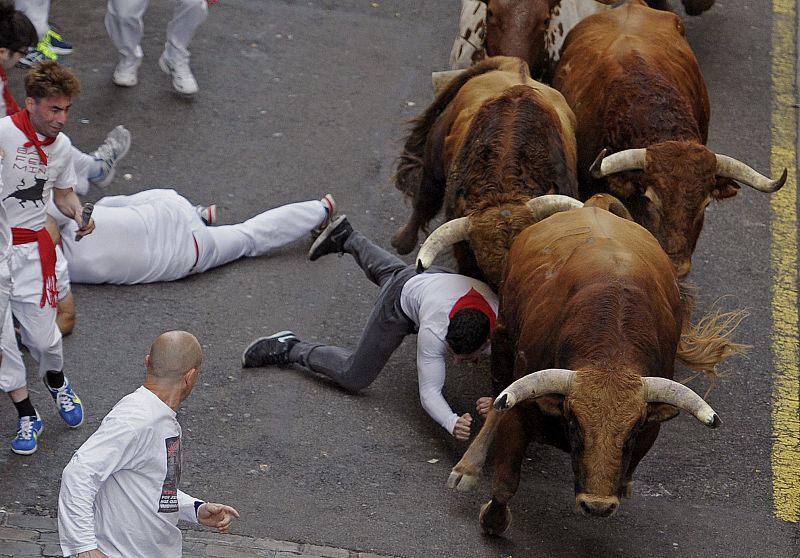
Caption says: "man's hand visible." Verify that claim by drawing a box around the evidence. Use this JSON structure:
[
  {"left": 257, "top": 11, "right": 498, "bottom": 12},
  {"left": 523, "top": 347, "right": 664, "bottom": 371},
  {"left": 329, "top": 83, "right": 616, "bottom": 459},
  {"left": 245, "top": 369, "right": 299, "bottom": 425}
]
[
  {"left": 77, "top": 550, "right": 108, "bottom": 558},
  {"left": 453, "top": 412, "right": 473, "bottom": 441},
  {"left": 475, "top": 396, "right": 494, "bottom": 418},
  {"left": 198, "top": 502, "right": 240, "bottom": 534}
]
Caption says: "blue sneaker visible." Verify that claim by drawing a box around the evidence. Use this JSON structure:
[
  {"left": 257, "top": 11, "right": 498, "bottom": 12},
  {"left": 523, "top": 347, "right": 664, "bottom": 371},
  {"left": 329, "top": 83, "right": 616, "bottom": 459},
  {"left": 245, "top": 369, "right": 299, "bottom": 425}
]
[
  {"left": 44, "top": 376, "right": 84, "bottom": 428},
  {"left": 45, "top": 29, "right": 73, "bottom": 56},
  {"left": 11, "top": 413, "right": 43, "bottom": 455}
]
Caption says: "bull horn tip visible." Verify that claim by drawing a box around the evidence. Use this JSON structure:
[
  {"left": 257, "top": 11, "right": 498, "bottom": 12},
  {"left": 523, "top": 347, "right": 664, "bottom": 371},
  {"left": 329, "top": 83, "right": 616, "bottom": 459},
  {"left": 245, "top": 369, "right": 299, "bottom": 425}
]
[
  {"left": 589, "top": 148, "right": 609, "bottom": 179},
  {"left": 494, "top": 393, "right": 509, "bottom": 411},
  {"left": 775, "top": 167, "right": 788, "bottom": 191},
  {"left": 416, "top": 259, "right": 426, "bottom": 274},
  {"left": 709, "top": 414, "right": 721, "bottom": 429}
]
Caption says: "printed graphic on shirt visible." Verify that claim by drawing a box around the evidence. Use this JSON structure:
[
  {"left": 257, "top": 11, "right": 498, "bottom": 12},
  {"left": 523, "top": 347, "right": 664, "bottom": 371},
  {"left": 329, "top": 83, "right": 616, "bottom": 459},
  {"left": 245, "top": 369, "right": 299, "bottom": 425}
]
[
  {"left": 3, "top": 176, "right": 47, "bottom": 207},
  {"left": 158, "top": 435, "right": 183, "bottom": 513}
]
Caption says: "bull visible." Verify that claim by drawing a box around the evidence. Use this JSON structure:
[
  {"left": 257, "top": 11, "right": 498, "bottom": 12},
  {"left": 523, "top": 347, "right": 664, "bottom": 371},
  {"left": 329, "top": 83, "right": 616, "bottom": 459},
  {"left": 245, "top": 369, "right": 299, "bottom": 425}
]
[
  {"left": 552, "top": 0, "right": 786, "bottom": 278},
  {"left": 441, "top": 195, "right": 747, "bottom": 534},
  {"left": 392, "top": 56, "right": 579, "bottom": 288}
]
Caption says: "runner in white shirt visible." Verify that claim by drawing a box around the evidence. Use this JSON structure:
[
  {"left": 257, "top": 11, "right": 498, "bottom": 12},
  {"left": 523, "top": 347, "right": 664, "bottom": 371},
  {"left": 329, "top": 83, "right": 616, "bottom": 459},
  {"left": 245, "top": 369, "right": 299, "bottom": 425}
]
[
  {"left": 242, "top": 216, "right": 498, "bottom": 441},
  {"left": 58, "top": 330, "right": 239, "bottom": 558},
  {"left": 40, "top": 188, "right": 335, "bottom": 335},
  {"left": 0, "top": 60, "right": 94, "bottom": 455},
  {"left": 47, "top": 188, "right": 335, "bottom": 285}
]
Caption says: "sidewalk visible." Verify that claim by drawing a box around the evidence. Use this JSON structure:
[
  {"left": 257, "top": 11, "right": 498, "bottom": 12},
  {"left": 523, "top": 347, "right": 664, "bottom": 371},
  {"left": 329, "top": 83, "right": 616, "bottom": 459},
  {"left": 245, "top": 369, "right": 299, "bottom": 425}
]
[{"left": 0, "top": 510, "right": 398, "bottom": 558}]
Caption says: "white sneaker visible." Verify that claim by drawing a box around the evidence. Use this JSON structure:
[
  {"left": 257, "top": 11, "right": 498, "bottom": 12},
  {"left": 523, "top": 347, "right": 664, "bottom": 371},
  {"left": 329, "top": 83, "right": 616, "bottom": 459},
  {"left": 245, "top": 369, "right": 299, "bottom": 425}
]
[
  {"left": 159, "top": 53, "right": 199, "bottom": 95},
  {"left": 90, "top": 125, "right": 132, "bottom": 189},
  {"left": 112, "top": 58, "right": 140, "bottom": 87}
]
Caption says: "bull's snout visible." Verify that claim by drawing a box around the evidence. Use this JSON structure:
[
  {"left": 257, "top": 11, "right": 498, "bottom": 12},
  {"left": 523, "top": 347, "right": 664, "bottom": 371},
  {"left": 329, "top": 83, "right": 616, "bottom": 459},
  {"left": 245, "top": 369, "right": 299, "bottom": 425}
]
[{"left": 576, "top": 494, "right": 620, "bottom": 518}]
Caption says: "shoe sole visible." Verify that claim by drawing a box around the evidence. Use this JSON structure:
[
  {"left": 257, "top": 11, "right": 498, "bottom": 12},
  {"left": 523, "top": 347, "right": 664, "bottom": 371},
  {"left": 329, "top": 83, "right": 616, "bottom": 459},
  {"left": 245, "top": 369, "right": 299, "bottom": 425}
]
[
  {"left": 92, "top": 128, "right": 132, "bottom": 189},
  {"left": 48, "top": 47, "right": 72, "bottom": 55},
  {"left": 11, "top": 424, "right": 43, "bottom": 456},
  {"left": 241, "top": 330, "right": 295, "bottom": 367},
  {"left": 308, "top": 215, "right": 347, "bottom": 261}
]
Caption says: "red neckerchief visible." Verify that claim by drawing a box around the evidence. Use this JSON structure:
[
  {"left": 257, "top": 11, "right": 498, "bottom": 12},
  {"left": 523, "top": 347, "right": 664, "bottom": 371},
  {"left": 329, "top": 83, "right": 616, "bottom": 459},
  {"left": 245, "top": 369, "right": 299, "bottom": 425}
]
[
  {"left": 449, "top": 287, "right": 496, "bottom": 335},
  {"left": 0, "top": 67, "right": 20, "bottom": 116},
  {"left": 11, "top": 109, "right": 56, "bottom": 165},
  {"left": 11, "top": 227, "right": 58, "bottom": 308}
]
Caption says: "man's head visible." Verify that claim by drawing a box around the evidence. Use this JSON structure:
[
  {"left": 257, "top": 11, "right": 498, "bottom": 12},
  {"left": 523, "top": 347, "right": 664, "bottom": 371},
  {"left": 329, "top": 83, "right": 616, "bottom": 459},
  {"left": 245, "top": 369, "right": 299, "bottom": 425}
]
[
  {"left": 446, "top": 308, "right": 491, "bottom": 362},
  {"left": 145, "top": 331, "right": 204, "bottom": 402},
  {"left": 24, "top": 61, "right": 80, "bottom": 138},
  {"left": 0, "top": 1, "right": 37, "bottom": 70}
]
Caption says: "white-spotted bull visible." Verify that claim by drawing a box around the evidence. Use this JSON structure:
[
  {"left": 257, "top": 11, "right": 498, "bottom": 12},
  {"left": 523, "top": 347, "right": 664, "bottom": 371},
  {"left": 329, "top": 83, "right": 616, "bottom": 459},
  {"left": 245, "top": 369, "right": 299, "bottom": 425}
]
[
  {"left": 443, "top": 195, "right": 747, "bottom": 534},
  {"left": 449, "top": 0, "right": 615, "bottom": 78},
  {"left": 552, "top": 0, "right": 786, "bottom": 278},
  {"left": 449, "top": 1, "right": 715, "bottom": 77},
  {"left": 393, "top": 56, "right": 579, "bottom": 288}
]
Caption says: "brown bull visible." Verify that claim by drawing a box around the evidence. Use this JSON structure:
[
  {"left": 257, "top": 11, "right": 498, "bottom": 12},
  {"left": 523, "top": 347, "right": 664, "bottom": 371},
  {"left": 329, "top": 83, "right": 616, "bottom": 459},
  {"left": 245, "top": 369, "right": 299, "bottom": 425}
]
[
  {"left": 443, "top": 195, "right": 747, "bottom": 534},
  {"left": 393, "top": 56, "right": 579, "bottom": 288},
  {"left": 552, "top": 0, "right": 785, "bottom": 278}
]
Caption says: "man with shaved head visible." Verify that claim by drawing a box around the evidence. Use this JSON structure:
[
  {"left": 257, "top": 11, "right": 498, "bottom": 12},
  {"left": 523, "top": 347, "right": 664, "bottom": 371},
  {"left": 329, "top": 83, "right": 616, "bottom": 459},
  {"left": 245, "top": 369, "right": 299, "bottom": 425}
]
[{"left": 57, "top": 331, "right": 239, "bottom": 558}]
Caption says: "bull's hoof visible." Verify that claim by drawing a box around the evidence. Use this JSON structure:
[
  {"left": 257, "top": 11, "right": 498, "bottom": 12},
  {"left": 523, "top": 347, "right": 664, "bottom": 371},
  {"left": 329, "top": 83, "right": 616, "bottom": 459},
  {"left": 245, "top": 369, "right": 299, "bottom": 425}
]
[
  {"left": 479, "top": 499, "right": 512, "bottom": 536},
  {"left": 390, "top": 227, "right": 418, "bottom": 255},
  {"left": 447, "top": 469, "right": 479, "bottom": 492}
]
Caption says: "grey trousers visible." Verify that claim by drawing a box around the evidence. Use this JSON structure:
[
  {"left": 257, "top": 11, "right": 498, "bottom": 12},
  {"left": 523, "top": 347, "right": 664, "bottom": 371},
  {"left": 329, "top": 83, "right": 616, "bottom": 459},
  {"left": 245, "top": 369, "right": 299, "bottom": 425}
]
[{"left": 289, "top": 231, "right": 421, "bottom": 391}]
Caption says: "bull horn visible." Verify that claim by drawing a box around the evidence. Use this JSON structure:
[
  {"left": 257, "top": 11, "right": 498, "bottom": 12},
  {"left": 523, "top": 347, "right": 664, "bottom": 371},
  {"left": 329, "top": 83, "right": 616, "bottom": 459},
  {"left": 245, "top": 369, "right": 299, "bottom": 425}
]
[
  {"left": 715, "top": 154, "right": 788, "bottom": 193},
  {"left": 641, "top": 377, "right": 721, "bottom": 428},
  {"left": 416, "top": 217, "right": 470, "bottom": 273},
  {"left": 590, "top": 148, "right": 647, "bottom": 179},
  {"left": 525, "top": 194, "right": 584, "bottom": 223},
  {"left": 494, "top": 368, "right": 576, "bottom": 412},
  {"left": 432, "top": 69, "right": 466, "bottom": 96}
]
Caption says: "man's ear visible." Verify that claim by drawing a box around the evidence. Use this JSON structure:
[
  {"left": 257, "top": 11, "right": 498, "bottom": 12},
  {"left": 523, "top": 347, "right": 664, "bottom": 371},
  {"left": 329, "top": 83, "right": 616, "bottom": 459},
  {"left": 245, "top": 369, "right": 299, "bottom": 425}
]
[
  {"left": 144, "top": 354, "right": 151, "bottom": 368},
  {"left": 24, "top": 96, "right": 36, "bottom": 112}
]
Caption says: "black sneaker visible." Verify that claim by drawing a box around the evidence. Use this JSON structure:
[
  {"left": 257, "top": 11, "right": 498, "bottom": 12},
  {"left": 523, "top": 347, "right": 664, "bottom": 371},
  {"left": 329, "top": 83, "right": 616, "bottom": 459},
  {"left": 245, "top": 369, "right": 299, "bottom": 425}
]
[
  {"left": 242, "top": 331, "right": 300, "bottom": 367},
  {"left": 308, "top": 215, "right": 353, "bottom": 261}
]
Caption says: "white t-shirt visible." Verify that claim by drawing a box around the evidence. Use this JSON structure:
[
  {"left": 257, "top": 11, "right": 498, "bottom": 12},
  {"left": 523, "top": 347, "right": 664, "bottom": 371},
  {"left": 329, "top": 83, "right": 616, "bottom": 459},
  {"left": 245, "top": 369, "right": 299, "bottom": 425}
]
[
  {"left": 48, "top": 189, "right": 199, "bottom": 284},
  {"left": 0, "top": 115, "right": 76, "bottom": 231},
  {"left": 400, "top": 273, "right": 498, "bottom": 435},
  {"left": 58, "top": 386, "right": 201, "bottom": 558}
]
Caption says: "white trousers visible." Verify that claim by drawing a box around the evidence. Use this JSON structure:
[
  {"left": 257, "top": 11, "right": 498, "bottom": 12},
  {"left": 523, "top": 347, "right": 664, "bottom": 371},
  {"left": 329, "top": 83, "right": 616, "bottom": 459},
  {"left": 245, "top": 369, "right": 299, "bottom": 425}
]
[
  {"left": 0, "top": 245, "right": 63, "bottom": 393},
  {"left": 105, "top": 0, "right": 208, "bottom": 65},
  {"left": 0, "top": 257, "right": 11, "bottom": 362},
  {"left": 16, "top": 0, "right": 51, "bottom": 40},
  {"left": 193, "top": 199, "right": 328, "bottom": 273}
]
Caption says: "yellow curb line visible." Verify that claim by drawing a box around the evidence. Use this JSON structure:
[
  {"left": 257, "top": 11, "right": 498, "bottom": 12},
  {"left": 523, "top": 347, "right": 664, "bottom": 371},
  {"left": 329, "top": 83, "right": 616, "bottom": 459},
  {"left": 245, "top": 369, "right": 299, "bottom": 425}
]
[{"left": 771, "top": 0, "right": 799, "bottom": 524}]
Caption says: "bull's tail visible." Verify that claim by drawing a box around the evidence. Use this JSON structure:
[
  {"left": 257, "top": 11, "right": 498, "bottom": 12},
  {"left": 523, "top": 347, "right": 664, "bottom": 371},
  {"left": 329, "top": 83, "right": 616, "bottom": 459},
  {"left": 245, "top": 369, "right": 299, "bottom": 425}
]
[
  {"left": 677, "top": 305, "right": 750, "bottom": 380},
  {"left": 393, "top": 57, "right": 532, "bottom": 198}
]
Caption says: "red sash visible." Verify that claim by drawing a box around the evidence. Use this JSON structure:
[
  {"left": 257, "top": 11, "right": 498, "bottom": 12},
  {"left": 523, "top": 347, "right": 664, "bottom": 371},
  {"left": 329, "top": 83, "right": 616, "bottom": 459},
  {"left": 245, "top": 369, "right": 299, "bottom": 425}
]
[
  {"left": 10, "top": 109, "right": 56, "bottom": 165},
  {"left": 12, "top": 227, "right": 58, "bottom": 308}
]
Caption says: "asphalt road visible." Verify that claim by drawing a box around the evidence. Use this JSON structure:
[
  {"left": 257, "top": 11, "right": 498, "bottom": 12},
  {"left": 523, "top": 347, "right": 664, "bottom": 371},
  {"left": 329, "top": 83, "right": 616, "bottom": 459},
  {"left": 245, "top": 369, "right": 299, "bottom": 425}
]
[{"left": 0, "top": 1, "right": 798, "bottom": 557}]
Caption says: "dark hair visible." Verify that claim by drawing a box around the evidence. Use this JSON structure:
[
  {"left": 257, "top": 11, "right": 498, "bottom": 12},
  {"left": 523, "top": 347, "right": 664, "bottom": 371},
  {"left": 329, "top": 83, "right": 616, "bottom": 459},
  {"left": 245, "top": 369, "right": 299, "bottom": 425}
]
[
  {"left": 25, "top": 60, "right": 80, "bottom": 99},
  {"left": 446, "top": 308, "right": 490, "bottom": 355},
  {"left": 0, "top": 1, "right": 37, "bottom": 54}
]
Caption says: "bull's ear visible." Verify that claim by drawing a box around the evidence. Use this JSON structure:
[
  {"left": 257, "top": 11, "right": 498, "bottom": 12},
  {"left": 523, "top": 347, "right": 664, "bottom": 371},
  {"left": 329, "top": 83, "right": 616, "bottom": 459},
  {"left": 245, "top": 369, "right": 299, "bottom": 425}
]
[
  {"left": 535, "top": 395, "right": 564, "bottom": 417},
  {"left": 712, "top": 177, "right": 740, "bottom": 200},
  {"left": 645, "top": 402, "right": 680, "bottom": 424}
]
